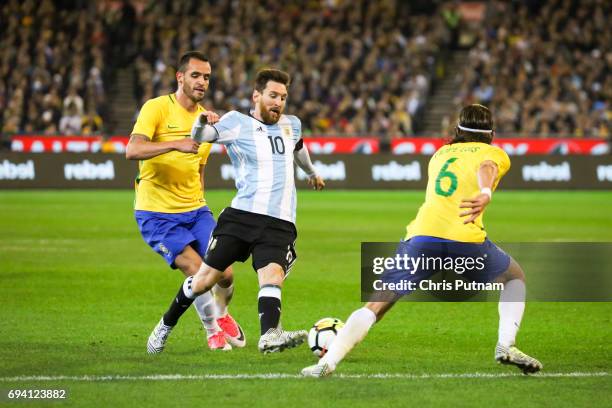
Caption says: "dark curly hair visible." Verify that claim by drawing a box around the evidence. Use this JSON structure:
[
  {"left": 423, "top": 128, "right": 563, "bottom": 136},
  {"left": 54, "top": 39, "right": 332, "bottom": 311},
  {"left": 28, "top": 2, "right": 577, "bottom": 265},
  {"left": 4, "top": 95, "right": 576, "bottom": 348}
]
[
  {"left": 450, "top": 104, "right": 495, "bottom": 144},
  {"left": 254, "top": 69, "right": 291, "bottom": 92}
]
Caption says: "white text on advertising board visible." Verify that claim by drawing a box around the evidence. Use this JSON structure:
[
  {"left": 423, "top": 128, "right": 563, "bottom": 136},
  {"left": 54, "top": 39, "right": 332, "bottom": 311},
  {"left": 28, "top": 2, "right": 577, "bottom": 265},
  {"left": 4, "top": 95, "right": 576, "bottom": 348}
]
[
  {"left": 522, "top": 162, "right": 571, "bottom": 181},
  {"left": 372, "top": 161, "right": 421, "bottom": 181},
  {"left": 64, "top": 160, "right": 115, "bottom": 180},
  {"left": 597, "top": 165, "right": 612, "bottom": 181},
  {"left": 0, "top": 160, "right": 35, "bottom": 180},
  {"left": 297, "top": 161, "right": 346, "bottom": 181}
]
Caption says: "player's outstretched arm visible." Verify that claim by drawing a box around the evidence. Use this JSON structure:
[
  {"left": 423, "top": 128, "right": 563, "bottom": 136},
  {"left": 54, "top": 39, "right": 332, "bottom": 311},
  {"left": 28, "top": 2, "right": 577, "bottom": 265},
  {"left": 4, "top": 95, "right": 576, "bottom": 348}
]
[
  {"left": 459, "top": 160, "right": 498, "bottom": 224},
  {"left": 294, "top": 143, "right": 325, "bottom": 190},
  {"left": 125, "top": 134, "right": 200, "bottom": 160}
]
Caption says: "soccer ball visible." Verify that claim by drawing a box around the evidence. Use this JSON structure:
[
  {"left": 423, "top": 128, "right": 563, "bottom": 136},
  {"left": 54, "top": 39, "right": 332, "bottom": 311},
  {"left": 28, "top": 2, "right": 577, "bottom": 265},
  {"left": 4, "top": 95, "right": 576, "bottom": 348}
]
[{"left": 307, "top": 317, "right": 344, "bottom": 358}]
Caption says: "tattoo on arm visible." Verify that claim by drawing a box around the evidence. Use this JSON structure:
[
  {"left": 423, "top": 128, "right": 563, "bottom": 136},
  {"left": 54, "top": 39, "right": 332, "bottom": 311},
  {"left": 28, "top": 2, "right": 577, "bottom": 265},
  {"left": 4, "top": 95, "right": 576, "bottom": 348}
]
[{"left": 129, "top": 134, "right": 150, "bottom": 143}]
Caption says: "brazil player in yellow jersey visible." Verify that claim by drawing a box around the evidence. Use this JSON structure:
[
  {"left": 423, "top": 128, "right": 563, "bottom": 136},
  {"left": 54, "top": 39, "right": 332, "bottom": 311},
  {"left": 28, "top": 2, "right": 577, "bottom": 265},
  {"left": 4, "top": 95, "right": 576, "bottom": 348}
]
[
  {"left": 302, "top": 104, "right": 542, "bottom": 377},
  {"left": 126, "top": 51, "right": 244, "bottom": 352}
]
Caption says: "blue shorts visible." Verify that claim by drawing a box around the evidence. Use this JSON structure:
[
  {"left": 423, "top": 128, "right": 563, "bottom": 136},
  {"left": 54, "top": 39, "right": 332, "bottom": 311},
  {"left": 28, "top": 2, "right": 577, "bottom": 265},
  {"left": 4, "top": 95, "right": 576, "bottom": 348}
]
[
  {"left": 135, "top": 207, "right": 216, "bottom": 269},
  {"left": 382, "top": 235, "right": 511, "bottom": 296}
]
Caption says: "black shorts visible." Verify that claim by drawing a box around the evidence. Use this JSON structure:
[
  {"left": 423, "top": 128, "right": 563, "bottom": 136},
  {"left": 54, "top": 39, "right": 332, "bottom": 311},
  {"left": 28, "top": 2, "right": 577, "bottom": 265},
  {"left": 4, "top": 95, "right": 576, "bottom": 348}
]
[{"left": 204, "top": 207, "right": 297, "bottom": 273}]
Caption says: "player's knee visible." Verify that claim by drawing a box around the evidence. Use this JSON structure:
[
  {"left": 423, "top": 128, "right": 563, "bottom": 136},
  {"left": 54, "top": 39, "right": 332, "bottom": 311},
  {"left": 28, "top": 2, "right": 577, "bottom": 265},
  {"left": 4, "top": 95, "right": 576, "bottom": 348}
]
[
  {"left": 257, "top": 263, "right": 284, "bottom": 287},
  {"left": 174, "top": 250, "right": 203, "bottom": 277},
  {"left": 498, "top": 257, "right": 525, "bottom": 283},
  {"left": 178, "top": 262, "right": 199, "bottom": 277},
  {"left": 219, "top": 265, "right": 234, "bottom": 284}
]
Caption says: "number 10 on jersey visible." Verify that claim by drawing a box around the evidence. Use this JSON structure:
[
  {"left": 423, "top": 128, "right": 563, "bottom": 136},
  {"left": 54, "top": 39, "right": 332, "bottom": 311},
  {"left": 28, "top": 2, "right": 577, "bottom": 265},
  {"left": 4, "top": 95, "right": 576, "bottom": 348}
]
[{"left": 268, "top": 136, "right": 286, "bottom": 154}]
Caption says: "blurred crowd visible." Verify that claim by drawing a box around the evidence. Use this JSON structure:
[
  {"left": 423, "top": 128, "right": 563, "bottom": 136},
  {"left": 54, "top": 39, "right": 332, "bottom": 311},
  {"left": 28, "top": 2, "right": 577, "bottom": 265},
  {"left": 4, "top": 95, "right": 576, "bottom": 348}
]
[
  {"left": 455, "top": 0, "right": 610, "bottom": 138},
  {"left": 0, "top": 0, "right": 109, "bottom": 136},
  {"left": 0, "top": 0, "right": 609, "bottom": 138},
  {"left": 131, "top": 0, "right": 445, "bottom": 136}
]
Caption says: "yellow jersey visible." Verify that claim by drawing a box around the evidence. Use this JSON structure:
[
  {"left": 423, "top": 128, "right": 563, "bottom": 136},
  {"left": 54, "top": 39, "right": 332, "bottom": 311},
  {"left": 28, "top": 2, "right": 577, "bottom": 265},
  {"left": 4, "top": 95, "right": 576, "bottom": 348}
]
[
  {"left": 405, "top": 142, "right": 511, "bottom": 243},
  {"left": 131, "top": 94, "right": 212, "bottom": 213}
]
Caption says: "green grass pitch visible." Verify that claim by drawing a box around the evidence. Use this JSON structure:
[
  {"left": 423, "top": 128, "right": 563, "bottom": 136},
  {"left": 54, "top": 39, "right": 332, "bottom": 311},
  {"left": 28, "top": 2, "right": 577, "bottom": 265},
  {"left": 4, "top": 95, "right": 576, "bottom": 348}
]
[{"left": 0, "top": 190, "right": 610, "bottom": 407}]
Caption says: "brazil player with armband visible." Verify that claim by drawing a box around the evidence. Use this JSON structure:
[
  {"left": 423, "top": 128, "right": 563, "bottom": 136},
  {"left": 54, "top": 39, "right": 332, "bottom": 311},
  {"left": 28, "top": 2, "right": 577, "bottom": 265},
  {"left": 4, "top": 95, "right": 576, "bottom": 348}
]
[
  {"left": 302, "top": 104, "right": 542, "bottom": 377},
  {"left": 126, "top": 51, "right": 245, "bottom": 353},
  {"left": 148, "top": 68, "right": 325, "bottom": 354}
]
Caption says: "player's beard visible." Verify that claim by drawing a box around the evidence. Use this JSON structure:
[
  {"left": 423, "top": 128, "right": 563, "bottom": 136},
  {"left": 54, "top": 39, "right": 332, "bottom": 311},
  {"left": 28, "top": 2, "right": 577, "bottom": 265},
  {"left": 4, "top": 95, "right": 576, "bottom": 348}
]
[
  {"left": 185, "top": 82, "right": 206, "bottom": 103},
  {"left": 260, "top": 103, "right": 282, "bottom": 124}
]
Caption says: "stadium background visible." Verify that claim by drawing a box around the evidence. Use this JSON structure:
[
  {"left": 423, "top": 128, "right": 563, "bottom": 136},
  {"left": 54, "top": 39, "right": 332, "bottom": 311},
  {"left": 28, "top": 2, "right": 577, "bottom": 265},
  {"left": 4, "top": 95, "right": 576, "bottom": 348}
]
[{"left": 0, "top": 0, "right": 610, "bottom": 406}]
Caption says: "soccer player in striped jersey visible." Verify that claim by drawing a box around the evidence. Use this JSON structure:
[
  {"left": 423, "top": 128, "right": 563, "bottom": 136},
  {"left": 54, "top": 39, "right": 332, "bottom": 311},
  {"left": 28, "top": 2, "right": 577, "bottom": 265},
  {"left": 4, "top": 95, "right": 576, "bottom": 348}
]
[
  {"left": 302, "top": 104, "right": 542, "bottom": 377},
  {"left": 149, "top": 68, "right": 325, "bottom": 354},
  {"left": 127, "top": 51, "right": 244, "bottom": 353}
]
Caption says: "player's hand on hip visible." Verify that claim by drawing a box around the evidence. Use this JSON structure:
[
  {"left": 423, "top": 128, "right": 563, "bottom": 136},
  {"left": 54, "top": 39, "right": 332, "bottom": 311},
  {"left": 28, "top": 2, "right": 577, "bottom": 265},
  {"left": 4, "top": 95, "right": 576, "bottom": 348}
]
[
  {"left": 201, "top": 110, "right": 220, "bottom": 124},
  {"left": 174, "top": 137, "right": 201, "bottom": 154},
  {"left": 308, "top": 175, "right": 325, "bottom": 190},
  {"left": 459, "top": 193, "right": 491, "bottom": 224}
]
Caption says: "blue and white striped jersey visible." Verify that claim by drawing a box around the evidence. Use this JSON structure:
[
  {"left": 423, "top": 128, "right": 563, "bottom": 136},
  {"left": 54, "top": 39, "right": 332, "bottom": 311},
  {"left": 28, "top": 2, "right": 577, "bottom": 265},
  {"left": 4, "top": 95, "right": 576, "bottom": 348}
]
[{"left": 212, "top": 111, "right": 302, "bottom": 223}]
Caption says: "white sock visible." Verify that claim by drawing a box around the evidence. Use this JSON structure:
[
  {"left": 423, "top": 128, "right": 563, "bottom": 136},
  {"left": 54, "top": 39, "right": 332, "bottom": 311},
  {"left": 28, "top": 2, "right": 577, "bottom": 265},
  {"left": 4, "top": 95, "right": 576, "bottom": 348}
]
[
  {"left": 320, "top": 307, "right": 376, "bottom": 370},
  {"left": 193, "top": 291, "right": 220, "bottom": 336},
  {"left": 212, "top": 283, "right": 234, "bottom": 317},
  {"left": 182, "top": 276, "right": 196, "bottom": 299},
  {"left": 498, "top": 279, "right": 526, "bottom": 347}
]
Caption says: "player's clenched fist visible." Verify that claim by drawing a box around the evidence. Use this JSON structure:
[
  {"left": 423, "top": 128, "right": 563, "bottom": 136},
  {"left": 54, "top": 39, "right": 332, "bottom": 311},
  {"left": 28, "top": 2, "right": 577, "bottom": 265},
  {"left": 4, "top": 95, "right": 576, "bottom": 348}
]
[{"left": 201, "top": 110, "right": 220, "bottom": 124}]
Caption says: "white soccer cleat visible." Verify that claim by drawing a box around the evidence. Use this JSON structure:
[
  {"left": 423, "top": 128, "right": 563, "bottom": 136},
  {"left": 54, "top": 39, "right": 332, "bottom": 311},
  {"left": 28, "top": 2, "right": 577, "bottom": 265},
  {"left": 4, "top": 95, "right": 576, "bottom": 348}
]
[
  {"left": 257, "top": 328, "right": 308, "bottom": 354},
  {"left": 301, "top": 362, "right": 333, "bottom": 378},
  {"left": 495, "top": 343, "right": 543, "bottom": 374},
  {"left": 147, "top": 318, "right": 173, "bottom": 354}
]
